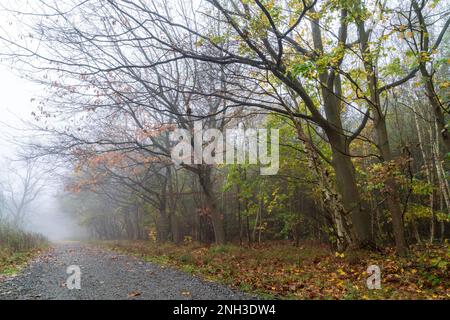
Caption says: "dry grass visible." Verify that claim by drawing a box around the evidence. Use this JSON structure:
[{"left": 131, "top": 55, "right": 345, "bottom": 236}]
[{"left": 0, "top": 224, "right": 48, "bottom": 277}]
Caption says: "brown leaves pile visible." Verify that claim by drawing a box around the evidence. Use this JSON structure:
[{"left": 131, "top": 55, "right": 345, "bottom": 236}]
[{"left": 104, "top": 241, "right": 450, "bottom": 300}]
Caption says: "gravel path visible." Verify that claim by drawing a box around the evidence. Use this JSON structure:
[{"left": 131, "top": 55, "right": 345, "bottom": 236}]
[{"left": 0, "top": 242, "right": 252, "bottom": 300}]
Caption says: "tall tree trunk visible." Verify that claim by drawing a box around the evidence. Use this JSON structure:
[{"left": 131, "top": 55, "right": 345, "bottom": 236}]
[
  {"left": 432, "top": 124, "right": 450, "bottom": 211},
  {"left": 328, "top": 132, "right": 371, "bottom": 247},
  {"left": 439, "top": 194, "right": 445, "bottom": 243},
  {"left": 294, "top": 119, "right": 360, "bottom": 248},
  {"left": 424, "top": 75, "right": 450, "bottom": 153},
  {"left": 413, "top": 104, "right": 436, "bottom": 244},
  {"left": 198, "top": 166, "right": 226, "bottom": 245},
  {"left": 246, "top": 215, "right": 251, "bottom": 244},
  {"left": 157, "top": 184, "right": 170, "bottom": 242},
  {"left": 157, "top": 207, "right": 170, "bottom": 242},
  {"left": 373, "top": 98, "right": 408, "bottom": 256},
  {"left": 358, "top": 19, "right": 407, "bottom": 256},
  {"left": 171, "top": 214, "right": 181, "bottom": 244},
  {"left": 252, "top": 203, "right": 259, "bottom": 244},
  {"left": 412, "top": 219, "right": 422, "bottom": 244},
  {"left": 258, "top": 196, "right": 263, "bottom": 244},
  {"left": 166, "top": 167, "right": 181, "bottom": 244},
  {"left": 237, "top": 183, "right": 243, "bottom": 246},
  {"left": 308, "top": 9, "right": 371, "bottom": 249},
  {"left": 412, "top": 0, "right": 450, "bottom": 153},
  {"left": 124, "top": 211, "right": 134, "bottom": 239}
]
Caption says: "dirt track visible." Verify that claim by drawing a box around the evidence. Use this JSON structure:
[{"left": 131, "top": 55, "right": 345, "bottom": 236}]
[{"left": 0, "top": 242, "right": 251, "bottom": 300}]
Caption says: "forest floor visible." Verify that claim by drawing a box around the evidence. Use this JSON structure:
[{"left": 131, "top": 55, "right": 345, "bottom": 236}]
[
  {"left": 99, "top": 240, "right": 450, "bottom": 300},
  {"left": 0, "top": 242, "right": 251, "bottom": 300},
  {"left": 0, "top": 241, "right": 448, "bottom": 300},
  {"left": 0, "top": 247, "right": 46, "bottom": 279}
]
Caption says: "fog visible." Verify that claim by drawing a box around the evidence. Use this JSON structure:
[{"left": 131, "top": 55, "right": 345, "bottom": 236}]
[
  {"left": 26, "top": 194, "right": 88, "bottom": 241},
  {"left": 0, "top": 64, "right": 87, "bottom": 241}
]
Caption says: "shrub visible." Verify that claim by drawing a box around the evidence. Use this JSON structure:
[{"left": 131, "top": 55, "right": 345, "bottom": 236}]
[{"left": 0, "top": 223, "right": 47, "bottom": 253}]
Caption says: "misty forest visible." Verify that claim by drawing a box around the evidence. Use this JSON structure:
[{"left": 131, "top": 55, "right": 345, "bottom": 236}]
[{"left": 0, "top": 0, "right": 449, "bottom": 300}]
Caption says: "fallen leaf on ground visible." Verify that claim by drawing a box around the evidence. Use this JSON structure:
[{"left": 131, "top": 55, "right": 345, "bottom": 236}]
[{"left": 127, "top": 291, "right": 141, "bottom": 298}]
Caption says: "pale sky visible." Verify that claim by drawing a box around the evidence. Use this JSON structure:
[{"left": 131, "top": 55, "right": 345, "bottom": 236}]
[
  {"left": 0, "top": 65, "right": 37, "bottom": 152},
  {"left": 0, "top": 42, "right": 86, "bottom": 240}
]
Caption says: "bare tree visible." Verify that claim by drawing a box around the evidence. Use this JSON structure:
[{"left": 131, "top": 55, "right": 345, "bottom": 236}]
[{"left": 2, "top": 159, "right": 45, "bottom": 227}]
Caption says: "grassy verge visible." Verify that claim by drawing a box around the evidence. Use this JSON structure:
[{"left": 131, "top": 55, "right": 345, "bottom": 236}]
[
  {"left": 0, "top": 248, "right": 46, "bottom": 277},
  {"left": 98, "top": 240, "right": 450, "bottom": 300},
  {"left": 0, "top": 224, "right": 48, "bottom": 277}
]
